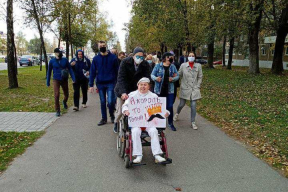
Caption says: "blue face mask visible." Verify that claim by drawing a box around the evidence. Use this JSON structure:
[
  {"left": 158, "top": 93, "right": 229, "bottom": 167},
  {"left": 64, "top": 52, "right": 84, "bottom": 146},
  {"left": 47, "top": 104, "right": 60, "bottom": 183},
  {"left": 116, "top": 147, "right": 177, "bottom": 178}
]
[{"left": 147, "top": 60, "right": 152, "bottom": 64}]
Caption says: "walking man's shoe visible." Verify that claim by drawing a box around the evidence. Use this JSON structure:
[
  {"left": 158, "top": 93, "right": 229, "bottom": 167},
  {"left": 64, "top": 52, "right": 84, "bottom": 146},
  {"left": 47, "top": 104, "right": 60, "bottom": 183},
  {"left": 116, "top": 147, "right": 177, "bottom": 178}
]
[
  {"left": 63, "top": 100, "right": 68, "bottom": 109},
  {"left": 56, "top": 110, "right": 61, "bottom": 117},
  {"left": 98, "top": 119, "right": 107, "bottom": 126},
  {"left": 73, "top": 106, "right": 79, "bottom": 111},
  {"left": 168, "top": 124, "right": 177, "bottom": 131},
  {"left": 191, "top": 122, "right": 198, "bottom": 130},
  {"left": 82, "top": 104, "right": 87, "bottom": 108},
  {"left": 113, "top": 123, "right": 118, "bottom": 133},
  {"left": 111, "top": 115, "right": 115, "bottom": 123}
]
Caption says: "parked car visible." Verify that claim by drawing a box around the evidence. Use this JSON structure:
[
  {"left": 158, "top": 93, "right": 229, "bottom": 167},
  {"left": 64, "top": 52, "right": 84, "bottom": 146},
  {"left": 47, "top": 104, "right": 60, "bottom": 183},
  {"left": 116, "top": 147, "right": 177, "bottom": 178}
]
[
  {"left": 19, "top": 55, "right": 35, "bottom": 66},
  {"left": 213, "top": 60, "right": 222, "bottom": 65},
  {"left": 196, "top": 58, "right": 207, "bottom": 64}
]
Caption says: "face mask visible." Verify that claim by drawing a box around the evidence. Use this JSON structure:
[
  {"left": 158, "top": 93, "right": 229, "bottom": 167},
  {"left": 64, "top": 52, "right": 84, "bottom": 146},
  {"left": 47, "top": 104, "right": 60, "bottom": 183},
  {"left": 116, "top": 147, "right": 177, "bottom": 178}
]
[
  {"left": 169, "top": 58, "right": 173, "bottom": 63},
  {"left": 188, "top": 57, "right": 195, "bottom": 62},
  {"left": 134, "top": 57, "right": 143, "bottom": 64},
  {"left": 147, "top": 60, "right": 152, "bottom": 64},
  {"left": 100, "top": 47, "right": 107, "bottom": 53}
]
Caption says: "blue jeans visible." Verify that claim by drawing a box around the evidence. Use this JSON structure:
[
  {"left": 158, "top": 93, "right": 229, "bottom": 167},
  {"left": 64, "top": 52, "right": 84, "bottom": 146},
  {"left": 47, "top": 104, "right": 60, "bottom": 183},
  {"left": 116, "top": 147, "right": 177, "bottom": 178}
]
[
  {"left": 158, "top": 93, "right": 174, "bottom": 125},
  {"left": 97, "top": 83, "right": 116, "bottom": 120},
  {"left": 166, "top": 94, "right": 174, "bottom": 125}
]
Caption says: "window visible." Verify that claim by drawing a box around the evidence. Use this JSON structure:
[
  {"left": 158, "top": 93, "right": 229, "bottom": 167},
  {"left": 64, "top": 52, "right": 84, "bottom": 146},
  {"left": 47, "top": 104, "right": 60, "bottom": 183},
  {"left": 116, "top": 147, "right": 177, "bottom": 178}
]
[
  {"left": 270, "top": 44, "right": 274, "bottom": 56},
  {"left": 261, "top": 47, "right": 266, "bottom": 55}
]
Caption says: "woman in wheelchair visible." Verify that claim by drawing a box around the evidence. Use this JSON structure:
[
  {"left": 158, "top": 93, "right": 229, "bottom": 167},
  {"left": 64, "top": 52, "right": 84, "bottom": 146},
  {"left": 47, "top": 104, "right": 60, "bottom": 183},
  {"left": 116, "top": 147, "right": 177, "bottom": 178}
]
[{"left": 122, "top": 77, "right": 169, "bottom": 164}]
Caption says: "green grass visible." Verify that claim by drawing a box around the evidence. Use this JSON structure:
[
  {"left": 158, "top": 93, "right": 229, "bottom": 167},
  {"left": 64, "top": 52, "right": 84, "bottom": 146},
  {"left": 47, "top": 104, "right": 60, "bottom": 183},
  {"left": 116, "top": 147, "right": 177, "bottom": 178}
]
[
  {"left": 0, "top": 66, "right": 74, "bottom": 112},
  {"left": 0, "top": 131, "right": 44, "bottom": 173},
  {"left": 0, "top": 59, "right": 4, "bottom": 63},
  {"left": 196, "top": 66, "right": 288, "bottom": 176}
]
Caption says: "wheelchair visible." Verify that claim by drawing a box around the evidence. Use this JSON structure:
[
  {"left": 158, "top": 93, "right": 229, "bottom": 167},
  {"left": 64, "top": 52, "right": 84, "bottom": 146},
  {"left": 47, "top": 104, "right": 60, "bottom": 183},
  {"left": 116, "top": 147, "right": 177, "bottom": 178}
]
[{"left": 116, "top": 115, "right": 172, "bottom": 168}]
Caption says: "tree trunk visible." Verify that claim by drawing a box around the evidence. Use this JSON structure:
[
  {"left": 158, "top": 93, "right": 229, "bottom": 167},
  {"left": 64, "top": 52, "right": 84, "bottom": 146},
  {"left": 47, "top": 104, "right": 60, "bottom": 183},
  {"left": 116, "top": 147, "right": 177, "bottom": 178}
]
[
  {"left": 222, "top": 36, "right": 226, "bottom": 67},
  {"left": 207, "top": 41, "right": 214, "bottom": 68},
  {"left": 248, "top": 2, "right": 263, "bottom": 74},
  {"left": 271, "top": 4, "right": 288, "bottom": 74},
  {"left": 58, "top": 28, "right": 61, "bottom": 47},
  {"left": 227, "top": 37, "right": 234, "bottom": 70},
  {"left": 160, "top": 43, "right": 164, "bottom": 54},
  {"left": 12, "top": 33, "right": 18, "bottom": 75},
  {"left": 40, "top": 43, "right": 42, "bottom": 71},
  {"left": 68, "top": 13, "right": 72, "bottom": 59},
  {"left": 31, "top": 0, "right": 48, "bottom": 76},
  {"left": 6, "top": 0, "right": 18, "bottom": 88},
  {"left": 71, "top": 44, "right": 73, "bottom": 58}
]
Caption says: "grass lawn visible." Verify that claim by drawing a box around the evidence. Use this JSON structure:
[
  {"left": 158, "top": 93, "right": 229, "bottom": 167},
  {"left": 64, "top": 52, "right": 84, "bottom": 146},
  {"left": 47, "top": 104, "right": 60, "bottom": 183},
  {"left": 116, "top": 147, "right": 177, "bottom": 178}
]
[
  {"left": 0, "top": 59, "right": 5, "bottom": 63},
  {"left": 197, "top": 66, "right": 288, "bottom": 176},
  {"left": 0, "top": 66, "right": 74, "bottom": 112},
  {"left": 0, "top": 66, "right": 75, "bottom": 174},
  {"left": 0, "top": 131, "right": 44, "bottom": 174}
]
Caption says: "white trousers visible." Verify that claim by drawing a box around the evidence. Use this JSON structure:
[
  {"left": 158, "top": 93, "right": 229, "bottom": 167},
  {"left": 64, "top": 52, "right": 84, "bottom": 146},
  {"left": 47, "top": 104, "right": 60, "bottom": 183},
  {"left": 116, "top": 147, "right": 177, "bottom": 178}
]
[{"left": 131, "top": 127, "right": 163, "bottom": 156}]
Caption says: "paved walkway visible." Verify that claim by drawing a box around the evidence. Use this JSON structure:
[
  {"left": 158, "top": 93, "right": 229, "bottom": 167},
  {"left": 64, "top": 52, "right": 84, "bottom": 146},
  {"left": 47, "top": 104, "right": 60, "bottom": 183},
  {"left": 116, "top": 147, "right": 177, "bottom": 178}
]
[
  {"left": 0, "top": 112, "right": 58, "bottom": 132},
  {"left": 0, "top": 93, "right": 287, "bottom": 192}
]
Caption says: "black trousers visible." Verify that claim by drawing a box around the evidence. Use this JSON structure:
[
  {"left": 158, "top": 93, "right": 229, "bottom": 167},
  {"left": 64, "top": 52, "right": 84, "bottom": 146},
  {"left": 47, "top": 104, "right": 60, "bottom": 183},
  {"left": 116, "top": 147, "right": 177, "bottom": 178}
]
[{"left": 73, "top": 79, "right": 88, "bottom": 108}]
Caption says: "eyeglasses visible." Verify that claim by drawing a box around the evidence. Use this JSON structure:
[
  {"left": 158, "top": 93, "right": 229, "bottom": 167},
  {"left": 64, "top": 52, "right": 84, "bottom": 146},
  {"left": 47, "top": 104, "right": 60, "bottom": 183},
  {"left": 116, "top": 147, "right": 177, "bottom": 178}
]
[{"left": 136, "top": 55, "right": 144, "bottom": 60}]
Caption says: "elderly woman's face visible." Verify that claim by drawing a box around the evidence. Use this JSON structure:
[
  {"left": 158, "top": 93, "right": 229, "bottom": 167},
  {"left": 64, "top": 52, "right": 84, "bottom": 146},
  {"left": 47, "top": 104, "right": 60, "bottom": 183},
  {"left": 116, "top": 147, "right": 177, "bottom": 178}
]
[
  {"left": 138, "top": 82, "right": 150, "bottom": 94},
  {"left": 189, "top": 53, "right": 195, "bottom": 57}
]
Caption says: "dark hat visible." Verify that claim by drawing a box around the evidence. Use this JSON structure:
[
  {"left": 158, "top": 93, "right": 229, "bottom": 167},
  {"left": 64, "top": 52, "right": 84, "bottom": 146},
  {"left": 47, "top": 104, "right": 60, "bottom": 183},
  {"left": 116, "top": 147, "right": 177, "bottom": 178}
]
[
  {"left": 133, "top": 47, "right": 144, "bottom": 55},
  {"left": 54, "top": 48, "right": 61, "bottom": 53},
  {"left": 162, "top": 52, "right": 173, "bottom": 60}
]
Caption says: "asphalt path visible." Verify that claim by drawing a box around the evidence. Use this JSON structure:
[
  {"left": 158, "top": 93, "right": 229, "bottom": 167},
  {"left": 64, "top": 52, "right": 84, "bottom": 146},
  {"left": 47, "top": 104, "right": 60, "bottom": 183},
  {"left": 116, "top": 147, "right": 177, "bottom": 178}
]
[{"left": 0, "top": 93, "right": 287, "bottom": 192}]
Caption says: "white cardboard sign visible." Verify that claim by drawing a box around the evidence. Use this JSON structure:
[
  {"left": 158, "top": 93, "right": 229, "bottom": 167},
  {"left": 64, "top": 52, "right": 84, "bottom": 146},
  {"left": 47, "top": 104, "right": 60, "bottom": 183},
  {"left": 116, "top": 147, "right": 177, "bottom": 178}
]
[{"left": 128, "top": 96, "right": 166, "bottom": 128}]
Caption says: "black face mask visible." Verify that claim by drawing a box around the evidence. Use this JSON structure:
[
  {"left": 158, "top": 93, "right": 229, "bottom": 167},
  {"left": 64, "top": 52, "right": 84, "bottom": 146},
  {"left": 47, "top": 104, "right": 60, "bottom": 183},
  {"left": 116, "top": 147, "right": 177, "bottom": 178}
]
[
  {"left": 169, "top": 58, "right": 174, "bottom": 63},
  {"left": 100, "top": 47, "right": 107, "bottom": 53},
  {"left": 58, "top": 52, "right": 63, "bottom": 59}
]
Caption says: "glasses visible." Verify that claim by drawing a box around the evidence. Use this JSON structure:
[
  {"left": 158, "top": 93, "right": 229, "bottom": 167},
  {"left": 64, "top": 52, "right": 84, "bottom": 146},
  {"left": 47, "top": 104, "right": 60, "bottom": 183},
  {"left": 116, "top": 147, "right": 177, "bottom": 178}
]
[{"left": 136, "top": 55, "right": 144, "bottom": 60}]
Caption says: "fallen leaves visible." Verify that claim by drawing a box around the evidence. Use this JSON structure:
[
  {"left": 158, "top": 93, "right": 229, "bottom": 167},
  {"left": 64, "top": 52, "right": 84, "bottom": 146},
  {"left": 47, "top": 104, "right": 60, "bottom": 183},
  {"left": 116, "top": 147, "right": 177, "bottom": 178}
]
[{"left": 196, "top": 66, "right": 288, "bottom": 177}]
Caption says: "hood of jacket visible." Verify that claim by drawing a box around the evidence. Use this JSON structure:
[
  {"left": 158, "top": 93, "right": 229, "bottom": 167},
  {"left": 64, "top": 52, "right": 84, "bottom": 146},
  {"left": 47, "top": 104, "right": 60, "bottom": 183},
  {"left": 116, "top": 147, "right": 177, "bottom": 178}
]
[{"left": 75, "top": 50, "right": 85, "bottom": 61}]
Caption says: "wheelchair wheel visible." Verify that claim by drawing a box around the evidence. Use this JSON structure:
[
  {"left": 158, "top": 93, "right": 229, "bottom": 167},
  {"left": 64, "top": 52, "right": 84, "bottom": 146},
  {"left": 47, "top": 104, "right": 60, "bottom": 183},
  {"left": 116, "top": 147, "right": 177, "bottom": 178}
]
[
  {"left": 124, "top": 155, "right": 130, "bottom": 168},
  {"left": 117, "top": 119, "right": 126, "bottom": 158}
]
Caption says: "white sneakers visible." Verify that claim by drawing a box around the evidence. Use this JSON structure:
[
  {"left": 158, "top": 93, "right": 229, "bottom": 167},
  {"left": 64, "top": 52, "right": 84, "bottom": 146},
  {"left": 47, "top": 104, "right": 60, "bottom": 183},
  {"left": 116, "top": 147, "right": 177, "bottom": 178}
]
[
  {"left": 191, "top": 122, "right": 198, "bottom": 130},
  {"left": 155, "top": 155, "right": 166, "bottom": 163},
  {"left": 173, "top": 113, "right": 179, "bottom": 121},
  {"left": 133, "top": 155, "right": 166, "bottom": 164},
  {"left": 82, "top": 104, "right": 87, "bottom": 108},
  {"left": 133, "top": 156, "right": 142, "bottom": 163}
]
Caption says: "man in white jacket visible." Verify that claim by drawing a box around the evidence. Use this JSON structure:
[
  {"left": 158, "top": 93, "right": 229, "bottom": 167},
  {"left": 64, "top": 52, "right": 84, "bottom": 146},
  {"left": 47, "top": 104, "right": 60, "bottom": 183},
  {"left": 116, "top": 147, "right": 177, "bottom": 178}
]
[{"left": 122, "top": 77, "right": 169, "bottom": 164}]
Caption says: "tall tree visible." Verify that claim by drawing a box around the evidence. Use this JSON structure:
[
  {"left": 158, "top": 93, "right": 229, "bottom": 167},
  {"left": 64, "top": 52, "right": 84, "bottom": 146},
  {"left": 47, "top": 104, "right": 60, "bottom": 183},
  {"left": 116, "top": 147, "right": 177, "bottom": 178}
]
[
  {"left": 6, "top": 0, "right": 18, "bottom": 88},
  {"left": 246, "top": 0, "right": 264, "bottom": 74},
  {"left": 264, "top": 3, "right": 288, "bottom": 74}
]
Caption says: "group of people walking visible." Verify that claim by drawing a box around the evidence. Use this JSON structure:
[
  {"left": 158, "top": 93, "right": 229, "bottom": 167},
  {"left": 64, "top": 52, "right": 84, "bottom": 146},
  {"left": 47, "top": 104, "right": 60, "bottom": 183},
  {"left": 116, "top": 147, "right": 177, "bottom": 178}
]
[{"left": 46, "top": 41, "right": 203, "bottom": 133}]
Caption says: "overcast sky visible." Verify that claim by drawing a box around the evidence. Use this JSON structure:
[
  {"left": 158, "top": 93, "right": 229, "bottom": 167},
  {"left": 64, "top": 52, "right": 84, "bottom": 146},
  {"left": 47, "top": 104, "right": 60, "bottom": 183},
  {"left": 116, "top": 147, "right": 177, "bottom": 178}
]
[{"left": 0, "top": 0, "right": 131, "bottom": 50}]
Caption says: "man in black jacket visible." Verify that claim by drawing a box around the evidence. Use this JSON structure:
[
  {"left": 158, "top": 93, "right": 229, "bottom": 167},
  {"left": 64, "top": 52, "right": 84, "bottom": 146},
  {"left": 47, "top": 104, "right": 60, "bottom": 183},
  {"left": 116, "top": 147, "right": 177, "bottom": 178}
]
[{"left": 113, "top": 47, "right": 151, "bottom": 133}]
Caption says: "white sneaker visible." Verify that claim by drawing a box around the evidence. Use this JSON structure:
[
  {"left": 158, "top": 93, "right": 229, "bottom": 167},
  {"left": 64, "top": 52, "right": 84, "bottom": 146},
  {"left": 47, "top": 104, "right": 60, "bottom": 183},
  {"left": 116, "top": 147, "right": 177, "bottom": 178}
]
[
  {"left": 191, "top": 122, "right": 198, "bottom": 130},
  {"left": 155, "top": 155, "right": 166, "bottom": 163},
  {"left": 82, "top": 104, "right": 87, "bottom": 108},
  {"left": 133, "top": 156, "right": 142, "bottom": 164},
  {"left": 173, "top": 113, "right": 179, "bottom": 121}
]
